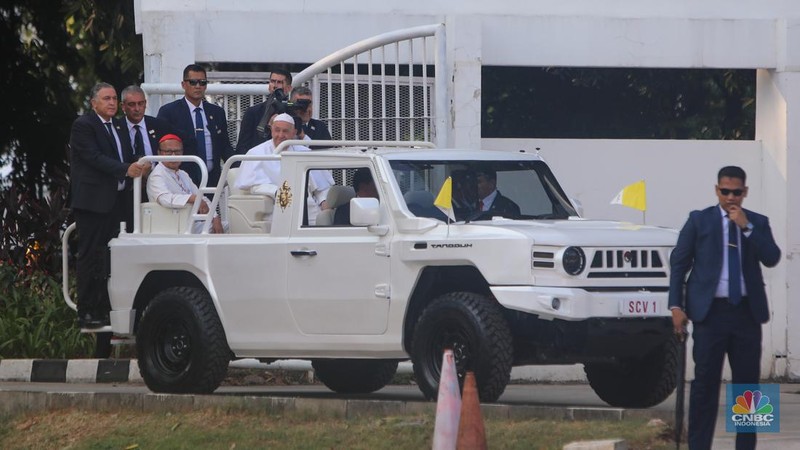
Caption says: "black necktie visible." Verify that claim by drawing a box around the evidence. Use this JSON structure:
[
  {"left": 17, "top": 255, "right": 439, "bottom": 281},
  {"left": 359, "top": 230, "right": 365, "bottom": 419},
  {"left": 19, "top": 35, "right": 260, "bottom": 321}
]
[
  {"left": 194, "top": 107, "right": 207, "bottom": 162},
  {"left": 133, "top": 124, "right": 145, "bottom": 158},
  {"left": 104, "top": 122, "right": 123, "bottom": 161},
  {"left": 728, "top": 219, "right": 742, "bottom": 305}
]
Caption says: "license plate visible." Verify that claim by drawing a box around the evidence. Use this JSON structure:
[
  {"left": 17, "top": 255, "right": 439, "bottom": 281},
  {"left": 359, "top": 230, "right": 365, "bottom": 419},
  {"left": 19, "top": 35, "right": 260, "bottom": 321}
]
[{"left": 620, "top": 299, "right": 663, "bottom": 317}]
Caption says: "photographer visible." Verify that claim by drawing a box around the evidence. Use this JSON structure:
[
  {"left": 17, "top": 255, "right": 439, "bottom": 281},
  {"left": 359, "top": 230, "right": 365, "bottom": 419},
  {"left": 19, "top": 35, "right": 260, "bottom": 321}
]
[
  {"left": 290, "top": 86, "right": 332, "bottom": 142},
  {"left": 236, "top": 69, "right": 293, "bottom": 153}
]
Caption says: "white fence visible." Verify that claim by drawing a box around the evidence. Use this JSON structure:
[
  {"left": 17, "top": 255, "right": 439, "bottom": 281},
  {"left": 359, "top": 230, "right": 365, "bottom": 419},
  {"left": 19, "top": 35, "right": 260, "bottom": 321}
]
[{"left": 142, "top": 24, "right": 448, "bottom": 150}]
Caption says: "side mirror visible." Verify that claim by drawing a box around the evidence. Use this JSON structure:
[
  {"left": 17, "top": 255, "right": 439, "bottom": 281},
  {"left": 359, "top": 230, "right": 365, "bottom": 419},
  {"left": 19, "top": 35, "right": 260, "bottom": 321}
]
[{"left": 350, "top": 197, "right": 380, "bottom": 226}]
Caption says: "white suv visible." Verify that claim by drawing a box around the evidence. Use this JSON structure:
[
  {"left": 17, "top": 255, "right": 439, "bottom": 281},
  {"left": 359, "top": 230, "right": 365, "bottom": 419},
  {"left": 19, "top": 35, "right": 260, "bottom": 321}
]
[{"left": 69, "top": 142, "right": 678, "bottom": 406}]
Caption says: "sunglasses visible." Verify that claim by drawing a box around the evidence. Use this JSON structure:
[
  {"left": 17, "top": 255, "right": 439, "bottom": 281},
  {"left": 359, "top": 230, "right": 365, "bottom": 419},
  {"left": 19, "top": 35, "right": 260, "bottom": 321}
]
[
  {"left": 719, "top": 188, "right": 744, "bottom": 196},
  {"left": 184, "top": 79, "right": 208, "bottom": 86}
]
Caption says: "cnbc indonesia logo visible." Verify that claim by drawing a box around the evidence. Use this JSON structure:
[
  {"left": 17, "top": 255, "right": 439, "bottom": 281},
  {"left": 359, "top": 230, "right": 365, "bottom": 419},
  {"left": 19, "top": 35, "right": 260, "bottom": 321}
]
[
  {"left": 726, "top": 385, "right": 780, "bottom": 433},
  {"left": 731, "top": 391, "right": 775, "bottom": 426}
]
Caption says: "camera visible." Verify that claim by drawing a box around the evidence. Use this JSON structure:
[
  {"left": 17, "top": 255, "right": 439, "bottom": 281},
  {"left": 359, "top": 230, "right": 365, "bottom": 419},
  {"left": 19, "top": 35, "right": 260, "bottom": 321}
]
[{"left": 272, "top": 89, "right": 311, "bottom": 115}]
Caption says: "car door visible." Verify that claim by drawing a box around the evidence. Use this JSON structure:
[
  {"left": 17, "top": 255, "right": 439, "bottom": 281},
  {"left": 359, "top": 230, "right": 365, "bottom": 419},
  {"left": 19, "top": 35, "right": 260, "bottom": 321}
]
[{"left": 286, "top": 165, "right": 392, "bottom": 335}]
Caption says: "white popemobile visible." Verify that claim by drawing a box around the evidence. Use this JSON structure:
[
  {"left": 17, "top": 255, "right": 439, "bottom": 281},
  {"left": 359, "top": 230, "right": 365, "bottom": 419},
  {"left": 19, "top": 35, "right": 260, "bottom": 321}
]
[{"left": 63, "top": 140, "right": 679, "bottom": 406}]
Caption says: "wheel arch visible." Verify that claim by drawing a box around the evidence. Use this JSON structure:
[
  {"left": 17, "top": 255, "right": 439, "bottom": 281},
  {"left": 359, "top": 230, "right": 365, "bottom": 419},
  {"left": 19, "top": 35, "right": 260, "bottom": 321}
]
[
  {"left": 132, "top": 270, "right": 207, "bottom": 331},
  {"left": 402, "top": 265, "right": 492, "bottom": 353}
]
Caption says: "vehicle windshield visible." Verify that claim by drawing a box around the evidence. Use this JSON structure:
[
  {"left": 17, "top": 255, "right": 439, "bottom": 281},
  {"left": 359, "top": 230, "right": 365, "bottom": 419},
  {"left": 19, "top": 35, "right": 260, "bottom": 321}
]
[{"left": 389, "top": 159, "right": 578, "bottom": 222}]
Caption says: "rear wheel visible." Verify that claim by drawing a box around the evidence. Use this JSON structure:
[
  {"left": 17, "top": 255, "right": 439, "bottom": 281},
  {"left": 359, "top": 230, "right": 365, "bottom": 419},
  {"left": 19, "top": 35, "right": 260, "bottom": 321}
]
[
  {"left": 411, "top": 292, "right": 513, "bottom": 403},
  {"left": 136, "top": 287, "right": 230, "bottom": 394},
  {"left": 312, "top": 359, "right": 398, "bottom": 394},
  {"left": 584, "top": 334, "right": 680, "bottom": 407}
]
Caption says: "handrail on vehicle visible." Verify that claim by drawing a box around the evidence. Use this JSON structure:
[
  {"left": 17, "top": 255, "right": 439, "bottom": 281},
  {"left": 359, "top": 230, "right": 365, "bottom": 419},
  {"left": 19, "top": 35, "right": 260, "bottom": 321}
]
[{"left": 62, "top": 140, "right": 435, "bottom": 311}]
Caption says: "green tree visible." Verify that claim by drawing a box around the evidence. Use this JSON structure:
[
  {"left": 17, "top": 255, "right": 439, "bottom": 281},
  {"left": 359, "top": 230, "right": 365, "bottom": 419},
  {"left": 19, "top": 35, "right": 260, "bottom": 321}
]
[{"left": 1, "top": 0, "right": 142, "bottom": 195}]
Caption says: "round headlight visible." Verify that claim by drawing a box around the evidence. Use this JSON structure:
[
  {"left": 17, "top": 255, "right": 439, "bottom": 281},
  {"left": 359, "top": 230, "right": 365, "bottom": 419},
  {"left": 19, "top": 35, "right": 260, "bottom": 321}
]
[{"left": 562, "top": 246, "right": 586, "bottom": 275}]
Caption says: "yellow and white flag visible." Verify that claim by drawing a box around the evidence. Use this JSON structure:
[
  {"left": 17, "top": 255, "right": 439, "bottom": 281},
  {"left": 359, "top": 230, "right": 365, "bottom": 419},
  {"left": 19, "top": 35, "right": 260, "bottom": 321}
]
[
  {"left": 611, "top": 180, "right": 646, "bottom": 212},
  {"left": 434, "top": 177, "right": 456, "bottom": 222}
]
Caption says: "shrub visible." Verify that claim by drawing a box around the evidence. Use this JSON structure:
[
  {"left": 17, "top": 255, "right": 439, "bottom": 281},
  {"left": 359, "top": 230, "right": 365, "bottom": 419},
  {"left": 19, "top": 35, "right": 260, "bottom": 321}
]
[
  {"left": 0, "top": 264, "right": 94, "bottom": 358},
  {"left": 0, "top": 176, "right": 95, "bottom": 358}
]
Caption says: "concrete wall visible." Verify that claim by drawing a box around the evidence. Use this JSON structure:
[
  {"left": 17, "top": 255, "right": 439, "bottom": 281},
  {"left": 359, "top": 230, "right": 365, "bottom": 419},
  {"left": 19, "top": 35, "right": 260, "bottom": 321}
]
[{"left": 135, "top": 0, "right": 800, "bottom": 380}]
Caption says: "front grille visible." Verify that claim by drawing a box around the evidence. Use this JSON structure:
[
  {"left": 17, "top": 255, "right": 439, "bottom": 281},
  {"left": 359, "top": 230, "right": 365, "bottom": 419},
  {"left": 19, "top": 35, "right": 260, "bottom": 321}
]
[
  {"left": 531, "top": 246, "right": 670, "bottom": 279},
  {"left": 587, "top": 248, "right": 668, "bottom": 278},
  {"left": 591, "top": 249, "right": 663, "bottom": 269}
]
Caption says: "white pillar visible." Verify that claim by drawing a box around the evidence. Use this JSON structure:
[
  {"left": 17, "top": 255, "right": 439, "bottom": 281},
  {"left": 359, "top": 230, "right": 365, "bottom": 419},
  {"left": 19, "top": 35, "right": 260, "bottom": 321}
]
[
  {"left": 754, "top": 19, "right": 800, "bottom": 380},
  {"left": 445, "top": 15, "right": 483, "bottom": 149},
  {"left": 140, "top": 11, "right": 196, "bottom": 113}
]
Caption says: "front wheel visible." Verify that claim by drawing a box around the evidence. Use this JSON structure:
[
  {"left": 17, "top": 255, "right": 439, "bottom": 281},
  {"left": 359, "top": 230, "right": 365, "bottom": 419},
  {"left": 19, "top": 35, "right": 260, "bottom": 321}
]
[
  {"left": 136, "top": 287, "right": 231, "bottom": 394},
  {"left": 411, "top": 292, "right": 513, "bottom": 403},
  {"left": 584, "top": 334, "right": 680, "bottom": 408}
]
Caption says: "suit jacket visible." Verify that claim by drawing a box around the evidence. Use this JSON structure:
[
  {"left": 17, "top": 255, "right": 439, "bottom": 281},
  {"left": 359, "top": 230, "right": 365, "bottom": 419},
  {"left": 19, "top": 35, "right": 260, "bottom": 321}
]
[
  {"left": 157, "top": 98, "right": 234, "bottom": 187},
  {"left": 115, "top": 115, "right": 174, "bottom": 159},
  {"left": 69, "top": 112, "right": 133, "bottom": 214},
  {"left": 237, "top": 99, "right": 276, "bottom": 153},
  {"left": 669, "top": 205, "right": 781, "bottom": 323},
  {"left": 304, "top": 118, "right": 332, "bottom": 142},
  {"left": 487, "top": 191, "right": 521, "bottom": 219}
]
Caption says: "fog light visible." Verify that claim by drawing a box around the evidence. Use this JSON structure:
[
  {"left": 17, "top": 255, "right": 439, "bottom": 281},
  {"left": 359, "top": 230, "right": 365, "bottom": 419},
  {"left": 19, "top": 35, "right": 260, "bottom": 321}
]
[{"left": 551, "top": 297, "right": 561, "bottom": 310}]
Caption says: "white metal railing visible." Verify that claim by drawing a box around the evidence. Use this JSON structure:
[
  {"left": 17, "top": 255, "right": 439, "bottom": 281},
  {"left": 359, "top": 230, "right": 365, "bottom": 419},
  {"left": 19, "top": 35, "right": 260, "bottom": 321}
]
[
  {"left": 132, "top": 155, "right": 210, "bottom": 234},
  {"left": 61, "top": 140, "right": 435, "bottom": 321},
  {"left": 140, "top": 83, "right": 268, "bottom": 147},
  {"left": 142, "top": 23, "right": 447, "bottom": 149},
  {"left": 293, "top": 23, "right": 447, "bottom": 148}
]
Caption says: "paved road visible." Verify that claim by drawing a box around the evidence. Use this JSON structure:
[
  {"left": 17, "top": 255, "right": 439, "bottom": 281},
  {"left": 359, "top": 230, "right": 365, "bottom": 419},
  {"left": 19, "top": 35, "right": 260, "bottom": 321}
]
[{"left": 1, "top": 381, "right": 798, "bottom": 448}]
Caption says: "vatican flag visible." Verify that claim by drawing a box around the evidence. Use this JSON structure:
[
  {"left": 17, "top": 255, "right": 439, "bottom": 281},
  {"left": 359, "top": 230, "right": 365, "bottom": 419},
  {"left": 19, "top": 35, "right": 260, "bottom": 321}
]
[
  {"left": 611, "top": 180, "right": 646, "bottom": 212},
  {"left": 434, "top": 177, "right": 456, "bottom": 222}
]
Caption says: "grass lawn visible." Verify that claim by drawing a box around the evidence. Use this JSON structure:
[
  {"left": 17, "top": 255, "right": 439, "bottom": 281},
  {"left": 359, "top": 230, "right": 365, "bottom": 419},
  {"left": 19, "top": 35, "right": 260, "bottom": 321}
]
[{"left": 0, "top": 408, "right": 676, "bottom": 449}]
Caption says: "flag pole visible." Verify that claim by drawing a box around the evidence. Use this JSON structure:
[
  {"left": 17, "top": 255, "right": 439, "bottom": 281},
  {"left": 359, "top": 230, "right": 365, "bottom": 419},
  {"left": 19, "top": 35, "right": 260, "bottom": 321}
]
[{"left": 642, "top": 178, "right": 646, "bottom": 224}]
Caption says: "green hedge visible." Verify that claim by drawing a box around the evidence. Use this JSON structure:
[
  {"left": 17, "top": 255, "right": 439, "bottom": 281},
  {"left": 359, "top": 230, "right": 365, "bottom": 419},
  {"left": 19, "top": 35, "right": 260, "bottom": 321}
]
[
  {"left": 1, "top": 179, "right": 95, "bottom": 359},
  {"left": 0, "top": 264, "right": 94, "bottom": 359}
]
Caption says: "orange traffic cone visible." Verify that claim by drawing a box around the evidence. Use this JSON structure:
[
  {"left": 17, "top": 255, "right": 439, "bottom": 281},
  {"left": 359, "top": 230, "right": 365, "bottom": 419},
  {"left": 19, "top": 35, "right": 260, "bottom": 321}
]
[
  {"left": 432, "top": 348, "right": 462, "bottom": 450},
  {"left": 456, "top": 371, "right": 487, "bottom": 450}
]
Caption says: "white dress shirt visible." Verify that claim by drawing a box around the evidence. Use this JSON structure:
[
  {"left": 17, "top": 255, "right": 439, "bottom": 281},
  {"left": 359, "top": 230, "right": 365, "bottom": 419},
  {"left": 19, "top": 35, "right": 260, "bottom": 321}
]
[
  {"left": 715, "top": 205, "right": 749, "bottom": 298},
  {"left": 184, "top": 98, "right": 214, "bottom": 171},
  {"left": 97, "top": 113, "right": 126, "bottom": 190},
  {"left": 125, "top": 118, "right": 154, "bottom": 156}
]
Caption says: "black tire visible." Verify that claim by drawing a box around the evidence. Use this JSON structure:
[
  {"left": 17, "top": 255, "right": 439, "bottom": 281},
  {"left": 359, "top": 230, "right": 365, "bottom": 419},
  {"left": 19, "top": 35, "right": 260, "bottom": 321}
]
[
  {"left": 136, "top": 287, "right": 230, "bottom": 394},
  {"left": 411, "top": 292, "right": 513, "bottom": 403},
  {"left": 584, "top": 334, "right": 680, "bottom": 408},
  {"left": 312, "top": 359, "right": 399, "bottom": 394}
]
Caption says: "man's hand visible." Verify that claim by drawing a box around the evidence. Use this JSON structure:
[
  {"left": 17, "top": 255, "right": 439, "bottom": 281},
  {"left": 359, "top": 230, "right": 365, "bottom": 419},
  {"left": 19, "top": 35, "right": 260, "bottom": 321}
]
[
  {"left": 211, "top": 216, "right": 223, "bottom": 234},
  {"left": 139, "top": 161, "right": 152, "bottom": 178},
  {"left": 671, "top": 308, "right": 688, "bottom": 336},
  {"left": 319, "top": 200, "right": 330, "bottom": 210},
  {"left": 126, "top": 163, "right": 144, "bottom": 178},
  {"left": 197, "top": 201, "right": 210, "bottom": 215},
  {"left": 728, "top": 205, "right": 749, "bottom": 229}
]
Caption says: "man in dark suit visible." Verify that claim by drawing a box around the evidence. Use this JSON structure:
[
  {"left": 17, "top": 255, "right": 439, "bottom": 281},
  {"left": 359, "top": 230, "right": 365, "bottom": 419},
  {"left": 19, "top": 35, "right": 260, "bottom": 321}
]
[
  {"left": 157, "top": 64, "right": 234, "bottom": 188},
  {"left": 290, "top": 86, "right": 332, "bottom": 143},
  {"left": 669, "top": 166, "right": 781, "bottom": 450},
  {"left": 119, "top": 85, "right": 174, "bottom": 159},
  {"left": 476, "top": 168, "right": 520, "bottom": 219},
  {"left": 118, "top": 85, "right": 174, "bottom": 205},
  {"left": 69, "top": 82, "right": 147, "bottom": 332},
  {"left": 236, "top": 68, "right": 293, "bottom": 153}
]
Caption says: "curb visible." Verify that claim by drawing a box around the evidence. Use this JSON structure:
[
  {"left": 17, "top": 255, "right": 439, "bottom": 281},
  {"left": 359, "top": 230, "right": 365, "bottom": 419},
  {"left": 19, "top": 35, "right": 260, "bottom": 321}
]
[{"left": 0, "top": 359, "right": 141, "bottom": 384}]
